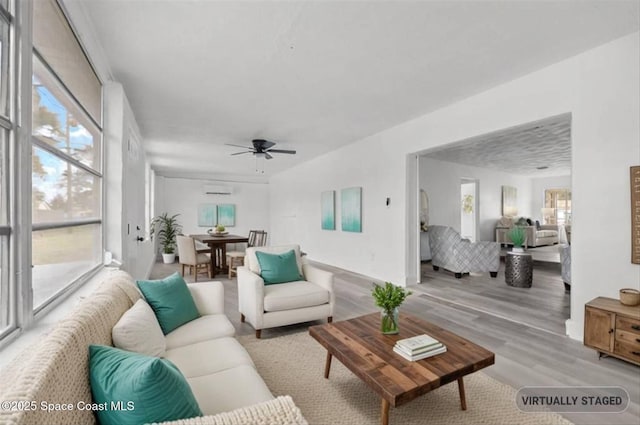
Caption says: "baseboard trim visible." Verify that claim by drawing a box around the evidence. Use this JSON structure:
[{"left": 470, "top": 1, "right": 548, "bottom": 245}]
[{"left": 565, "top": 318, "right": 583, "bottom": 341}]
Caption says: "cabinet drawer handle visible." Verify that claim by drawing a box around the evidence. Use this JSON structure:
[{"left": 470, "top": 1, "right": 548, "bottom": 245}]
[
  {"left": 632, "top": 325, "right": 640, "bottom": 331},
  {"left": 633, "top": 351, "right": 640, "bottom": 356},
  {"left": 636, "top": 338, "right": 640, "bottom": 343}
]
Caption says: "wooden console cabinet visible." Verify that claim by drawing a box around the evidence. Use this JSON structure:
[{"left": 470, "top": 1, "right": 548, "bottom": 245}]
[{"left": 584, "top": 297, "right": 640, "bottom": 366}]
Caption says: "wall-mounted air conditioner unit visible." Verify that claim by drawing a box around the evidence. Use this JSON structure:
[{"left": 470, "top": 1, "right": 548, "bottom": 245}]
[{"left": 203, "top": 184, "right": 233, "bottom": 195}]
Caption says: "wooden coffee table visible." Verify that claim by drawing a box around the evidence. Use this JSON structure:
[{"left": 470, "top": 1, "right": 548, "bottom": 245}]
[{"left": 309, "top": 312, "right": 495, "bottom": 425}]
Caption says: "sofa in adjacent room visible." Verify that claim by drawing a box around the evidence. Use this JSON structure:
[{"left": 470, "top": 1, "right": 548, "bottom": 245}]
[
  {"left": 495, "top": 216, "right": 559, "bottom": 248},
  {"left": 0, "top": 270, "right": 307, "bottom": 425}
]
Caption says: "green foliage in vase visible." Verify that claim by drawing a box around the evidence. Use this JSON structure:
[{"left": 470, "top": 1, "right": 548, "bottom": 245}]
[
  {"left": 151, "top": 213, "right": 182, "bottom": 254},
  {"left": 508, "top": 225, "right": 526, "bottom": 247},
  {"left": 372, "top": 282, "right": 412, "bottom": 312}
]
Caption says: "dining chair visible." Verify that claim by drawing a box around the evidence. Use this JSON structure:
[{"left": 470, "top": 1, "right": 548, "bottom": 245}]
[
  {"left": 227, "top": 230, "right": 268, "bottom": 279},
  {"left": 177, "top": 235, "right": 212, "bottom": 282}
]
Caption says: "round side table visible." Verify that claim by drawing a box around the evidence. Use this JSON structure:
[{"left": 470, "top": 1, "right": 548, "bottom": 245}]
[{"left": 505, "top": 252, "right": 533, "bottom": 288}]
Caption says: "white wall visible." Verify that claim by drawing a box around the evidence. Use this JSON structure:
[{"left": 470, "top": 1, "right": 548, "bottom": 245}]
[
  {"left": 530, "top": 175, "right": 571, "bottom": 222},
  {"left": 103, "top": 83, "right": 156, "bottom": 279},
  {"left": 269, "top": 33, "right": 640, "bottom": 340},
  {"left": 420, "top": 157, "right": 533, "bottom": 242},
  {"left": 159, "top": 178, "right": 270, "bottom": 248}
]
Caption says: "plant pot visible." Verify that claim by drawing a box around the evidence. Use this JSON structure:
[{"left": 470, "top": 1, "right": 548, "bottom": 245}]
[
  {"left": 162, "top": 253, "right": 176, "bottom": 264},
  {"left": 381, "top": 307, "right": 399, "bottom": 334}
]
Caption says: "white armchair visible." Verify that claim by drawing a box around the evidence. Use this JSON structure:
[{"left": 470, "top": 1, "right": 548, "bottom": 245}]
[{"left": 237, "top": 244, "right": 334, "bottom": 338}]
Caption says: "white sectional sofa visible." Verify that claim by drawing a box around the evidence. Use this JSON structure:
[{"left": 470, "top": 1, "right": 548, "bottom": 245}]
[
  {"left": 0, "top": 270, "right": 307, "bottom": 425},
  {"left": 495, "top": 216, "right": 559, "bottom": 248}
]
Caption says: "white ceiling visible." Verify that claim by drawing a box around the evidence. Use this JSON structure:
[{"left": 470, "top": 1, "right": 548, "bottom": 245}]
[
  {"left": 72, "top": 0, "right": 639, "bottom": 180},
  {"left": 422, "top": 113, "right": 572, "bottom": 177}
]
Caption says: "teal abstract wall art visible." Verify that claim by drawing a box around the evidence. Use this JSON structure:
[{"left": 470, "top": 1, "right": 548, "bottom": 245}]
[
  {"left": 197, "top": 204, "right": 217, "bottom": 227},
  {"left": 217, "top": 204, "right": 236, "bottom": 226},
  {"left": 321, "top": 190, "right": 335, "bottom": 230},
  {"left": 341, "top": 187, "right": 362, "bottom": 232}
]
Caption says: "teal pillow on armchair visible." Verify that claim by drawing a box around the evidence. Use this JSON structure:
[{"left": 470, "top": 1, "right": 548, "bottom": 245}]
[
  {"left": 136, "top": 272, "right": 200, "bottom": 334},
  {"left": 255, "top": 249, "right": 303, "bottom": 284}
]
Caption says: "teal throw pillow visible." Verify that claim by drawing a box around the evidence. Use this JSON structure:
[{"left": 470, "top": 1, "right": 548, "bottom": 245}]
[
  {"left": 255, "top": 249, "right": 302, "bottom": 285},
  {"left": 136, "top": 272, "right": 200, "bottom": 334},
  {"left": 89, "top": 345, "right": 202, "bottom": 425}
]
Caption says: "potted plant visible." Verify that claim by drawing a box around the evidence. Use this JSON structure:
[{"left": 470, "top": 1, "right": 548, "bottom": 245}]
[
  {"left": 151, "top": 213, "right": 182, "bottom": 263},
  {"left": 508, "top": 226, "right": 526, "bottom": 252},
  {"left": 372, "top": 282, "right": 412, "bottom": 334}
]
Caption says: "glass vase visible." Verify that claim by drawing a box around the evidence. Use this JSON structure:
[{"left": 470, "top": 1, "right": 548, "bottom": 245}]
[{"left": 381, "top": 307, "right": 399, "bottom": 334}]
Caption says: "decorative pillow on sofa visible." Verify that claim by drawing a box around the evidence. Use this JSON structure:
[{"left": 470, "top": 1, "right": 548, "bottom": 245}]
[
  {"left": 136, "top": 273, "right": 200, "bottom": 334},
  {"left": 255, "top": 249, "right": 303, "bottom": 285},
  {"left": 498, "top": 216, "right": 514, "bottom": 227},
  {"left": 89, "top": 345, "right": 202, "bottom": 425},
  {"left": 112, "top": 299, "right": 166, "bottom": 357}
]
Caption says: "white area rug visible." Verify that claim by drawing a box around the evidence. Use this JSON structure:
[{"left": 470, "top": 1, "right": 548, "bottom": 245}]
[{"left": 239, "top": 332, "right": 572, "bottom": 425}]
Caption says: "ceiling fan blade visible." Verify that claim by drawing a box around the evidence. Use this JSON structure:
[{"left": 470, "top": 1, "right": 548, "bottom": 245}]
[
  {"left": 231, "top": 151, "right": 252, "bottom": 156},
  {"left": 225, "top": 143, "right": 253, "bottom": 149},
  {"left": 252, "top": 139, "right": 276, "bottom": 150},
  {"left": 267, "top": 149, "right": 296, "bottom": 155},
  {"left": 264, "top": 152, "right": 273, "bottom": 160}
]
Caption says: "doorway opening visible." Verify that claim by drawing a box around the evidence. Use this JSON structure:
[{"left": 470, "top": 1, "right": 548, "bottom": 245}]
[
  {"left": 460, "top": 179, "right": 478, "bottom": 242},
  {"left": 406, "top": 113, "right": 572, "bottom": 336}
]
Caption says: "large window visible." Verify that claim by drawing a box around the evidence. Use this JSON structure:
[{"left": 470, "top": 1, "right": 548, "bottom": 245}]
[
  {"left": 31, "top": 1, "right": 102, "bottom": 311},
  {"left": 0, "top": 1, "right": 13, "bottom": 338},
  {"left": 544, "top": 188, "right": 572, "bottom": 225},
  {"left": 0, "top": 0, "right": 104, "bottom": 345}
]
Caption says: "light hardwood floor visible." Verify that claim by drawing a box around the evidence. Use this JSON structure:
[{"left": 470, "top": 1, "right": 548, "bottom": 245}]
[{"left": 150, "top": 259, "right": 639, "bottom": 425}]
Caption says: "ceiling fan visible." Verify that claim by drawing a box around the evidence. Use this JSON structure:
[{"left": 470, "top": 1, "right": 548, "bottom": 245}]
[{"left": 226, "top": 139, "right": 296, "bottom": 160}]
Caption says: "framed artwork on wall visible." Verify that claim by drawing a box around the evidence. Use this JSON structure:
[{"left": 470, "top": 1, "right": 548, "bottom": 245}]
[
  {"left": 217, "top": 204, "right": 236, "bottom": 226},
  {"left": 502, "top": 185, "right": 518, "bottom": 217},
  {"left": 341, "top": 187, "right": 362, "bottom": 232},
  {"left": 198, "top": 204, "right": 217, "bottom": 227},
  {"left": 631, "top": 166, "right": 640, "bottom": 264},
  {"left": 321, "top": 190, "right": 335, "bottom": 230}
]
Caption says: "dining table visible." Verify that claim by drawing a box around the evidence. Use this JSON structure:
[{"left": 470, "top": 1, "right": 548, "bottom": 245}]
[{"left": 191, "top": 233, "right": 249, "bottom": 276}]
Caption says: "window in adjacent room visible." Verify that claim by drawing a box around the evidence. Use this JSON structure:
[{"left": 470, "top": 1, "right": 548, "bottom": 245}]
[{"left": 544, "top": 188, "right": 572, "bottom": 225}]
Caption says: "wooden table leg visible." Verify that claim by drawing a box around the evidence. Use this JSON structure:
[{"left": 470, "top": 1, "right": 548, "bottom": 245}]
[
  {"left": 221, "top": 243, "right": 228, "bottom": 272},
  {"left": 381, "top": 399, "right": 390, "bottom": 425},
  {"left": 457, "top": 377, "right": 467, "bottom": 410},
  {"left": 324, "top": 352, "right": 332, "bottom": 379},
  {"left": 208, "top": 244, "right": 217, "bottom": 276}
]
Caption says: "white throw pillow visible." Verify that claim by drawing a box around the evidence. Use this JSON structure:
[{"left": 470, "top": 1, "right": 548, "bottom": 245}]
[{"left": 112, "top": 299, "right": 166, "bottom": 357}]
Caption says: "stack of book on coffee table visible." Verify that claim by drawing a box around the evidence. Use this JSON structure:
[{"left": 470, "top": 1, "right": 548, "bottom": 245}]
[{"left": 393, "top": 334, "right": 447, "bottom": 361}]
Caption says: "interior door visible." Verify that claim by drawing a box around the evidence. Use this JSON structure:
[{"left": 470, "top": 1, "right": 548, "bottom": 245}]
[{"left": 124, "top": 131, "right": 146, "bottom": 278}]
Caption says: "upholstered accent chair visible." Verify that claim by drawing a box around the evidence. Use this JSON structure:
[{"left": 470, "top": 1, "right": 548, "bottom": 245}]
[
  {"left": 177, "top": 235, "right": 212, "bottom": 281},
  {"left": 559, "top": 244, "right": 571, "bottom": 291},
  {"left": 237, "top": 244, "right": 334, "bottom": 338},
  {"left": 428, "top": 225, "right": 500, "bottom": 278}
]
